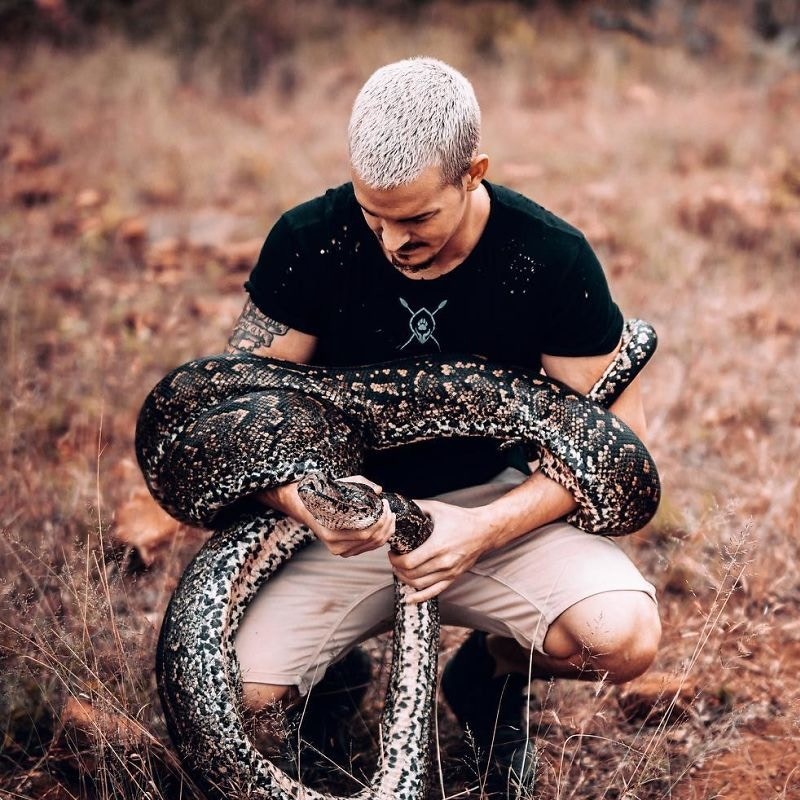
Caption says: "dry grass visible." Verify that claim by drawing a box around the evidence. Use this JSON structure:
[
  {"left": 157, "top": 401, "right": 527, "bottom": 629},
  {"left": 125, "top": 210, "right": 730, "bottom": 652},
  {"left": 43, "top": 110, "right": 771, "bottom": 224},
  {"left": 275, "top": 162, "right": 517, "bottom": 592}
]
[{"left": 2, "top": 2, "right": 800, "bottom": 798}]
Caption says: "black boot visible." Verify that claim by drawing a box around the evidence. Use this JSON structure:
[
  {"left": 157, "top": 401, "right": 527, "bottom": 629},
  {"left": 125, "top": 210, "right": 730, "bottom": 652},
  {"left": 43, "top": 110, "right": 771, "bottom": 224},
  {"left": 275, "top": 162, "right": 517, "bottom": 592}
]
[
  {"left": 442, "top": 631, "right": 538, "bottom": 797},
  {"left": 288, "top": 646, "right": 372, "bottom": 783}
]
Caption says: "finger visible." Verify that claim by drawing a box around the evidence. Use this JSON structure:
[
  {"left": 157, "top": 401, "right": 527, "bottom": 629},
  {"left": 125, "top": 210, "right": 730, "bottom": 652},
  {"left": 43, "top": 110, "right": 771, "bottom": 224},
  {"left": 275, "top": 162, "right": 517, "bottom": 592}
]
[
  {"left": 369, "top": 521, "right": 394, "bottom": 549},
  {"left": 395, "top": 568, "right": 453, "bottom": 591},
  {"left": 336, "top": 509, "right": 394, "bottom": 543},
  {"left": 377, "top": 501, "right": 395, "bottom": 533},
  {"left": 367, "top": 521, "right": 394, "bottom": 552},
  {"left": 344, "top": 527, "right": 386, "bottom": 543},
  {"left": 404, "top": 580, "right": 453, "bottom": 605},
  {"left": 317, "top": 531, "right": 374, "bottom": 553},
  {"left": 340, "top": 474, "right": 383, "bottom": 493},
  {"left": 329, "top": 539, "right": 370, "bottom": 557},
  {"left": 336, "top": 512, "right": 394, "bottom": 555},
  {"left": 340, "top": 528, "right": 395, "bottom": 557},
  {"left": 389, "top": 544, "right": 441, "bottom": 574},
  {"left": 359, "top": 502, "right": 394, "bottom": 539},
  {"left": 340, "top": 540, "right": 387, "bottom": 558}
]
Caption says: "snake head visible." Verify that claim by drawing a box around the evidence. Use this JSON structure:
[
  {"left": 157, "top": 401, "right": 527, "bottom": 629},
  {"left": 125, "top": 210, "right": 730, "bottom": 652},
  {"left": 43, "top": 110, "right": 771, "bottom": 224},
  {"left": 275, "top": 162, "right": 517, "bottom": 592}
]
[{"left": 296, "top": 471, "right": 384, "bottom": 530}]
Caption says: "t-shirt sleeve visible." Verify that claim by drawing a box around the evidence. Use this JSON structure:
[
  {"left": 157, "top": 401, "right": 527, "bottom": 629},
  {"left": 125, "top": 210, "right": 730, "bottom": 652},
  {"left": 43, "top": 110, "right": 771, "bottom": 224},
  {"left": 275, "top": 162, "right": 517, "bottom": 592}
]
[
  {"left": 539, "top": 236, "right": 623, "bottom": 357},
  {"left": 243, "top": 215, "right": 328, "bottom": 336}
]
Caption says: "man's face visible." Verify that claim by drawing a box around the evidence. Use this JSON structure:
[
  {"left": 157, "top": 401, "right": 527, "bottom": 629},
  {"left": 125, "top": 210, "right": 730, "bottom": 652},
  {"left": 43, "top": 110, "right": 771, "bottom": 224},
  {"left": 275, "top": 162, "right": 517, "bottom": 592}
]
[{"left": 351, "top": 165, "right": 470, "bottom": 275}]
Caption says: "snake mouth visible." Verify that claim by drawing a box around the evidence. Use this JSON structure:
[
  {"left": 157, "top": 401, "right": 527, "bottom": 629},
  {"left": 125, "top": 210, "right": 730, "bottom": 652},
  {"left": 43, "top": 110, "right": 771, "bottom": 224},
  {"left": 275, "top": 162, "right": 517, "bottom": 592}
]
[
  {"left": 300, "top": 488, "right": 338, "bottom": 505},
  {"left": 297, "top": 475, "right": 383, "bottom": 531}
]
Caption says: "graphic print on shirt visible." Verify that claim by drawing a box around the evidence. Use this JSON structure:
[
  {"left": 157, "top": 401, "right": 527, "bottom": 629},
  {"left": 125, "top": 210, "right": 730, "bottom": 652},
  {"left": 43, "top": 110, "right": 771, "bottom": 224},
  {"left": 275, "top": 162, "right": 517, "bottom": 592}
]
[{"left": 398, "top": 298, "right": 448, "bottom": 351}]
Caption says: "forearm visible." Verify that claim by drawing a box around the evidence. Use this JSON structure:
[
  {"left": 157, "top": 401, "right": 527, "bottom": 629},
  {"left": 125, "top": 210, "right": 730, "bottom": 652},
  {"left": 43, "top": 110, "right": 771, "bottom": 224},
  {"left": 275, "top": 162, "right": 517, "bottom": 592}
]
[
  {"left": 472, "top": 383, "right": 648, "bottom": 552},
  {"left": 475, "top": 469, "right": 576, "bottom": 550}
]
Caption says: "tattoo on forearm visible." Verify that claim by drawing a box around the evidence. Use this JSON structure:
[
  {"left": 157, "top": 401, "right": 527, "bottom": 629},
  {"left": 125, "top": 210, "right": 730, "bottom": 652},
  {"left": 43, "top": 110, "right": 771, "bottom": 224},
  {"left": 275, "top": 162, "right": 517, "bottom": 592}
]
[{"left": 226, "top": 299, "right": 289, "bottom": 353}]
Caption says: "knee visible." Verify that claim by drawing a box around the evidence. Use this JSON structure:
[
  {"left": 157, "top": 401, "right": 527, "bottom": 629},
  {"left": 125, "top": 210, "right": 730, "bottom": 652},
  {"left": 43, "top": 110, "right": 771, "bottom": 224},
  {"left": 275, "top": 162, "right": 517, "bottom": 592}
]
[
  {"left": 545, "top": 591, "right": 661, "bottom": 684},
  {"left": 599, "top": 597, "right": 661, "bottom": 683}
]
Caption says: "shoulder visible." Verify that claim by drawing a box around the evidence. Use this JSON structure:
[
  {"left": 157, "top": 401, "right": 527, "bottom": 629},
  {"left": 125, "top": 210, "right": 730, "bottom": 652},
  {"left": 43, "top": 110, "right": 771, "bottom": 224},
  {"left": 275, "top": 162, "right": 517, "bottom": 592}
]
[
  {"left": 487, "top": 181, "right": 586, "bottom": 248},
  {"left": 278, "top": 182, "right": 359, "bottom": 239},
  {"left": 485, "top": 181, "right": 595, "bottom": 286},
  {"left": 255, "top": 182, "right": 361, "bottom": 268},
  {"left": 246, "top": 184, "right": 359, "bottom": 335}
]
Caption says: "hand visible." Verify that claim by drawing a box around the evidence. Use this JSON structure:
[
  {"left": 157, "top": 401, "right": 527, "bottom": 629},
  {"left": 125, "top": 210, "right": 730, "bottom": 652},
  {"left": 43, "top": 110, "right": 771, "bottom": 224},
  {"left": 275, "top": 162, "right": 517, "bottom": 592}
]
[
  {"left": 388, "top": 500, "right": 492, "bottom": 604},
  {"left": 260, "top": 475, "right": 395, "bottom": 558}
]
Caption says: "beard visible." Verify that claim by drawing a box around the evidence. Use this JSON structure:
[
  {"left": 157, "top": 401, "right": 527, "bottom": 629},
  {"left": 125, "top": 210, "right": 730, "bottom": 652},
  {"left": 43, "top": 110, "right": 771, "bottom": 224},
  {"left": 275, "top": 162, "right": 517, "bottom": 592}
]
[
  {"left": 389, "top": 243, "right": 438, "bottom": 274},
  {"left": 391, "top": 253, "right": 437, "bottom": 273}
]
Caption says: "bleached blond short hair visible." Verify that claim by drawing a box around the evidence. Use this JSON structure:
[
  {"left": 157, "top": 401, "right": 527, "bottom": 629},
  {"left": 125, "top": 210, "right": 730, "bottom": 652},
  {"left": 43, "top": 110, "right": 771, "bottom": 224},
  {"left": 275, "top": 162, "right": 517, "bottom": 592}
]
[{"left": 348, "top": 57, "right": 481, "bottom": 189}]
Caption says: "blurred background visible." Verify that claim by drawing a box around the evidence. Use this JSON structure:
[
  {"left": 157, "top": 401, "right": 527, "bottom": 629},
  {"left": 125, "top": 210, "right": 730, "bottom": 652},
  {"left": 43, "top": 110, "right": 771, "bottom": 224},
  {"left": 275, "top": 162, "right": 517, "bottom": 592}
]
[{"left": 1, "top": 1, "right": 799, "bottom": 798}]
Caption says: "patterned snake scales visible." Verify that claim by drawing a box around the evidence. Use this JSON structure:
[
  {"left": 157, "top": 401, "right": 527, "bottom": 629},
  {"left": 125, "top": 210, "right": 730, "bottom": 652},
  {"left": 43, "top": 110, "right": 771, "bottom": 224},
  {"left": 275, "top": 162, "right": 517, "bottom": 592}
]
[{"left": 135, "top": 318, "right": 660, "bottom": 800}]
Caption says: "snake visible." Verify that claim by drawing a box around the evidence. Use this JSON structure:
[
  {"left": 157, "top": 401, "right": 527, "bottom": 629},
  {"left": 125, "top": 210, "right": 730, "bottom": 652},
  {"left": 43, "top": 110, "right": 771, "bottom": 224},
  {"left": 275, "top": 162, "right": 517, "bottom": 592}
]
[{"left": 135, "top": 318, "right": 659, "bottom": 800}]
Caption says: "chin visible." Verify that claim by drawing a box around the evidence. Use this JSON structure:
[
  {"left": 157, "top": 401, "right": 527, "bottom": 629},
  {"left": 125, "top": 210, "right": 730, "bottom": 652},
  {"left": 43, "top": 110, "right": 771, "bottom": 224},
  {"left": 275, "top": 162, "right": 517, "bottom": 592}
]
[{"left": 391, "top": 252, "right": 438, "bottom": 274}]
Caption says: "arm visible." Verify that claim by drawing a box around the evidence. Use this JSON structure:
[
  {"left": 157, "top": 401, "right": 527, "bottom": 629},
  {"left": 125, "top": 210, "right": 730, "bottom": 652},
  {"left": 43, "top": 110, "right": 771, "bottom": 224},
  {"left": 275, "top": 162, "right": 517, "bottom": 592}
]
[
  {"left": 469, "top": 345, "right": 648, "bottom": 544},
  {"left": 391, "top": 342, "right": 649, "bottom": 603},
  {"left": 225, "top": 297, "right": 317, "bottom": 362},
  {"left": 226, "top": 298, "right": 395, "bottom": 555}
]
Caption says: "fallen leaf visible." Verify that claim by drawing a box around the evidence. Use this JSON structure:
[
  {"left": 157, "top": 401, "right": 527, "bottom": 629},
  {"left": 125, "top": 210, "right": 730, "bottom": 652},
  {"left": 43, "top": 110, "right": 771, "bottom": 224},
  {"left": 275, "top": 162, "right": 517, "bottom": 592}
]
[
  {"left": 114, "top": 488, "right": 180, "bottom": 566},
  {"left": 117, "top": 216, "right": 148, "bottom": 245},
  {"left": 75, "top": 188, "right": 103, "bottom": 209},
  {"left": 59, "top": 697, "right": 146, "bottom": 745},
  {"left": 5, "top": 129, "right": 60, "bottom": 170},
  {"left": 9, "top": 167, "right": 62, "bottom": 206},
  {"left": 5, "top": 133, "right": 38, "bottom": 169}
]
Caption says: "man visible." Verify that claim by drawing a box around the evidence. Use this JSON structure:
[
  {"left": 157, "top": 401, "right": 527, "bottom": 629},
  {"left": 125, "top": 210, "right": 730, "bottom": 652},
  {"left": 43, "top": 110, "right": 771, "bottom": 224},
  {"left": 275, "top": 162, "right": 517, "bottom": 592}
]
[{"left": 228, "top": 57, "right": 660, "bottom": 794}]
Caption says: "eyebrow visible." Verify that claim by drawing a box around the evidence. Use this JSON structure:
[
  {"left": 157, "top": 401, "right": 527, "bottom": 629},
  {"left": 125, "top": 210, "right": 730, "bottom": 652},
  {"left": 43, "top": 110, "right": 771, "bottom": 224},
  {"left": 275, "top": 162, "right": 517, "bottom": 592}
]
[{"left": 357, "top": 202, "right": 436, "bottom": 223}]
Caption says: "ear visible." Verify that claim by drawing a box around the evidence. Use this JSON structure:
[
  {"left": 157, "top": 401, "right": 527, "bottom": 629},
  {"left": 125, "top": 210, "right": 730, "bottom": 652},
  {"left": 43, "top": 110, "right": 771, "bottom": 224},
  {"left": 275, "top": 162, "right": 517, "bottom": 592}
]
[{"left": 465, "top": 154, "right": 489, "bottom": 190}]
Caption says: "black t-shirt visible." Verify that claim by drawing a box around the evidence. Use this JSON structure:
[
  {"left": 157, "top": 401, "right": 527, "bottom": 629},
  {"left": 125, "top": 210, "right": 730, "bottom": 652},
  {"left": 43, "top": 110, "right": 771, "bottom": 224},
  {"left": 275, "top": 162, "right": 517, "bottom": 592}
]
[{"left": 245, "top": 181, "right": 623, "bottom": 497}]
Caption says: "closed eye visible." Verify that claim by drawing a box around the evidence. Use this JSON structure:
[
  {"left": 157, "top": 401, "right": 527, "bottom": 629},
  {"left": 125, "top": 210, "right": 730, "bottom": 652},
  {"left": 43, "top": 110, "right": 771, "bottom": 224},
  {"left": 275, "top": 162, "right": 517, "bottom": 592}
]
[{"left": 360, "top": 206, "right": 436, "bottom": 224}]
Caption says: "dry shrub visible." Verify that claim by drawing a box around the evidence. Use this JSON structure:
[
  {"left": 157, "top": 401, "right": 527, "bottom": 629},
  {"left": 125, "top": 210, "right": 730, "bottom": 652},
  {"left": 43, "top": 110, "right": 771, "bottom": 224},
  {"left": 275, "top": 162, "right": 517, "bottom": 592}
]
[{"left": 0, "top": 530, "right": 190, "bottom": 798}]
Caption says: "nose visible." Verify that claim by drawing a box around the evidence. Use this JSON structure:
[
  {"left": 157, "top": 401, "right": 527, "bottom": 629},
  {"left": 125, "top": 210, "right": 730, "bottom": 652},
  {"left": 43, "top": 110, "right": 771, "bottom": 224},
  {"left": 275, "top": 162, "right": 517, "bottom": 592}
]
[{"left": 380, "top": 222, "right": 410, "bottom": 252}]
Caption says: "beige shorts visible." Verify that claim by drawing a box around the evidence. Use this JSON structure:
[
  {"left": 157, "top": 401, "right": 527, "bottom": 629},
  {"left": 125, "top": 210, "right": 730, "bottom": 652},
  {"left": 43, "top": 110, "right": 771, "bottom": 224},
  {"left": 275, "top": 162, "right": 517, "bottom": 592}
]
[{"left": 235, "top": 468, "right": 657, "bottom": 694}]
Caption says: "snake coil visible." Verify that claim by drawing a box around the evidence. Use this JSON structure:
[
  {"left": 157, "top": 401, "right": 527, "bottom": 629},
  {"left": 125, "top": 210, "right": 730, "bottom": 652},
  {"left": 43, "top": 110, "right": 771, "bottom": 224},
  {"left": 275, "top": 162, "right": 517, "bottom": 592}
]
[{"left": 136, "top": 319, "right": 660, "bottom": 799}]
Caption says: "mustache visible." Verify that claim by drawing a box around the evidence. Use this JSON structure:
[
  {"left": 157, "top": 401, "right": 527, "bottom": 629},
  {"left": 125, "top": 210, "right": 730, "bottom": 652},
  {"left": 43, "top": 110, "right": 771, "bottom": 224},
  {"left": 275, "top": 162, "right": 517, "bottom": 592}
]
[{"left": 376, "top": 233, "right": 425, "bottom": 253}]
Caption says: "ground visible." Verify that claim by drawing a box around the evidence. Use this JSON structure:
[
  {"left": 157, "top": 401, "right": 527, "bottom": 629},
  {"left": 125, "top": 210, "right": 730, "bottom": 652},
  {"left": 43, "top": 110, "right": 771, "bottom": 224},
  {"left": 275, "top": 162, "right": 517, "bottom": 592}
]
[{"left": 1, "top": 2, "right": 799, "bottom": 799}]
